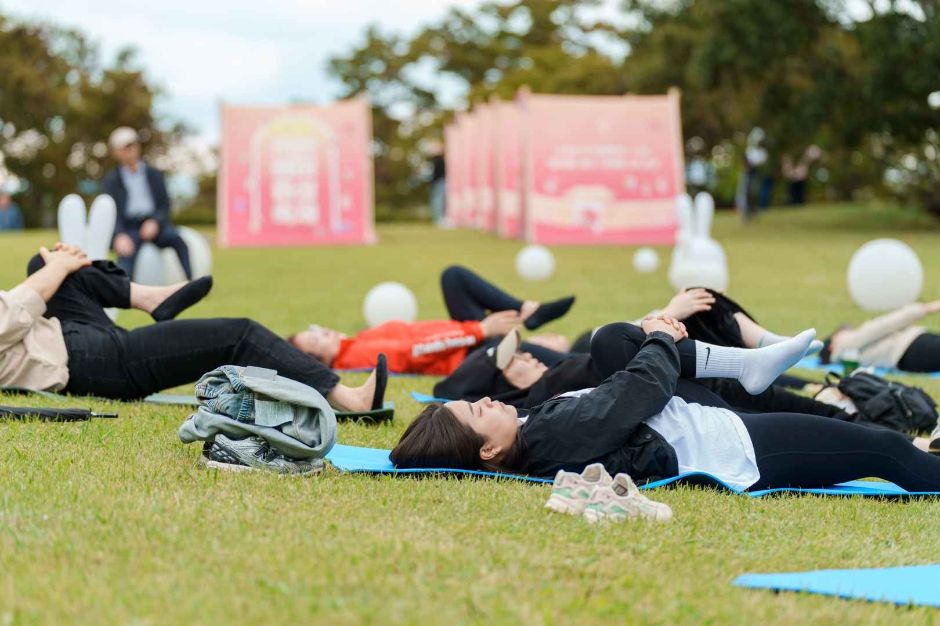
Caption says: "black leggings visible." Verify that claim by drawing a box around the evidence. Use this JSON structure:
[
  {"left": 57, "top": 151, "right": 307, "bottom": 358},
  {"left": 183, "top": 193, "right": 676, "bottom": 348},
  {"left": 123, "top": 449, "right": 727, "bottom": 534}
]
[
  {"left": 898, "top": 333, "right": 940, "bottom": 373},
  {"left": 28, "top": 257, "right": 339, "bottom": 400},
  {"left": 742, "top": 412, "right": 940, "bottom": 492},
  {"left": 441, "top": 265, "right": 567, "bottom": 366}
]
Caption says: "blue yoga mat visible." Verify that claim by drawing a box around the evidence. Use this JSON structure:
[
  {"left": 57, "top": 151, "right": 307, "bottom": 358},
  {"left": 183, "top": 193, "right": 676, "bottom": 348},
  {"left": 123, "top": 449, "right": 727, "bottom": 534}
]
[
  {"left": 794, "top": 356, "right": 940, "bottom": 379},
  {"left": 410, "top": 391, "right": 449, "bottom": 404},
  {"left": 734, "top": 564, "right": 940, "bottom": 608},
  {"left": 324, "top": 444, "right": 940, "bottom": 497}
]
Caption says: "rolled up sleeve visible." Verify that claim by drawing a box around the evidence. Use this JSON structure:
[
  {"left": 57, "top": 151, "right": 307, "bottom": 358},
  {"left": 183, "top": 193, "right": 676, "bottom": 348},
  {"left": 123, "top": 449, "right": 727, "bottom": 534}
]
[{"left": 0, "top": 285, "right": 47, "bottom": 349}]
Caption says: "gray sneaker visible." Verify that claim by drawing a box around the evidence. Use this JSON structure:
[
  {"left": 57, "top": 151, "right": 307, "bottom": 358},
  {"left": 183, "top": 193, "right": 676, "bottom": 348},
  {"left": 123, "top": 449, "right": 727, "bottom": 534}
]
[{"left": 202, "top": 434, "right": 324, "bottom": 475}]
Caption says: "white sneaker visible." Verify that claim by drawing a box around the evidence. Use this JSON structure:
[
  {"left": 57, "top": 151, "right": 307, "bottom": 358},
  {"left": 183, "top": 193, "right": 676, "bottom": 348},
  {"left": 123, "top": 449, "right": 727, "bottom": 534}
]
[
  {"left": 544, "top": 463, "right": 613, "bottom": 515},
  {"left": 582, "top": 473, "right": 672, "bottom": 524}
]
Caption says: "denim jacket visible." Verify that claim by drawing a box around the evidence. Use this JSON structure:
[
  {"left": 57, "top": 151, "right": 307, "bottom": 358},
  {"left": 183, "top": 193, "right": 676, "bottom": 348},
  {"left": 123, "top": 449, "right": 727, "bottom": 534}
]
[{"left": 178, "top": 365, "right": 337, "bottom": 460}]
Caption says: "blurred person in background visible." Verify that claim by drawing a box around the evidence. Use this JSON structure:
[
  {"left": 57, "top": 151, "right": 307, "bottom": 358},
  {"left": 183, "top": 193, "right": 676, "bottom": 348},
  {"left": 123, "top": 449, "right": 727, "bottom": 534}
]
[
  {"left": 427, "top": 140, "right": 447, "bottom": 225},
  {"left": 782, "top": 145, "right": 821, "bottom": 206},
  {"left": 102, "top": 127, "right": 192, "bottom": 279},
  {"left": 0, "top": 191, "right": 25, "bottom": 231}
]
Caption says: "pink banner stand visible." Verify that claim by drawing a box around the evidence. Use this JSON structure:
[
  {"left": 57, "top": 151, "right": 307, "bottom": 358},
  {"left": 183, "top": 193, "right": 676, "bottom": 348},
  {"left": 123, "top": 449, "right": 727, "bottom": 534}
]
[
  {"left": 491, "top": 99, "right": 524, "bottom": 239},
  {"left": 218, "top": 98, "right": 376, "bottom": 247},
  {"left": 519, "top": 90, "right": 684, "bottom": 245}
]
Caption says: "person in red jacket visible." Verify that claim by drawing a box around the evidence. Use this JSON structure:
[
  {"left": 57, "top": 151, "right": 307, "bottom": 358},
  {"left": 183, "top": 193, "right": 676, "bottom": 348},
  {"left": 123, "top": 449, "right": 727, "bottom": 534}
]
[{"left": 288, "top": 266, "right": 575, "bottom": 375}]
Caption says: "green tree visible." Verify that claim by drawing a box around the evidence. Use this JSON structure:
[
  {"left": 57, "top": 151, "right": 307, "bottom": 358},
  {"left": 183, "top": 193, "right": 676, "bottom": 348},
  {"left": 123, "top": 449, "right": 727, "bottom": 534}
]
[{"left": 0, "top": 14, "right": 181, "bottom": 226}]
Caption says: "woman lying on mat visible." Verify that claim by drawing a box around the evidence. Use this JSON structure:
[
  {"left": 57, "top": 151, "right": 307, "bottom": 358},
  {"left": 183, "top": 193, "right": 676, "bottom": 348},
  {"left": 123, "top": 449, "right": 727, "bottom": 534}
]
[
  {"left": 288, "top": 265, "right": 575, "bottom": 375},
  {"left": 819, "top": 301, "right": 940, "bottom": 373},
  {"left": 391, "top": 315, "right": 940, "bottom": 492},
  {"left": 435, "top": 322, "right": 850, "bottom": 422},
  {"left": 0, "top": 244, "right": 385, "bottom": 411}
]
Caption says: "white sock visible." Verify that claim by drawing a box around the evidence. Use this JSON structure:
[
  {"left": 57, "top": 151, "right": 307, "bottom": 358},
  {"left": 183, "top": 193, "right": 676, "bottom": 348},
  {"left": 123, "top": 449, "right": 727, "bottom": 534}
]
[
  {"left": 759, "top": 331, "right": 824, "bottom": 354},
  {"left": 695, "top": 329, "right": 817, "bottom": 395}
]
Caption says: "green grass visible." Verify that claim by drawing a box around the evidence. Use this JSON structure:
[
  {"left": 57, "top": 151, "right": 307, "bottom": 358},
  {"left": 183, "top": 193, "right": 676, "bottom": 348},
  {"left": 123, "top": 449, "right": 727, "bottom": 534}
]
[{"left": 3, "top": 203, "right": 940, "bottom": 625}]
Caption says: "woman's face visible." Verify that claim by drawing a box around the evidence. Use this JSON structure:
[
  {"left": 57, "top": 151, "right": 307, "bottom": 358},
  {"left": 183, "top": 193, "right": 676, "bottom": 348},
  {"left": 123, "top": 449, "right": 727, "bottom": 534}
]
[
  {"left": 293, "top": 325, "right": 347, "bottom": 364},
  {"left": 502, "top": 352, "right": 549, "bottom": 389},
  {"left": 446, "top": 397, "right": 519, "bottom": 457}
]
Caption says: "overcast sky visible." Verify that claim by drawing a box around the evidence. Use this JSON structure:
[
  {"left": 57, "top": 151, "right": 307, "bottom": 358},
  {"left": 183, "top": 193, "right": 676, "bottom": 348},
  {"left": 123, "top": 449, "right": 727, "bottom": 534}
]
[{"left": 4, "top": 0, "right": 488, "bottom": 143}]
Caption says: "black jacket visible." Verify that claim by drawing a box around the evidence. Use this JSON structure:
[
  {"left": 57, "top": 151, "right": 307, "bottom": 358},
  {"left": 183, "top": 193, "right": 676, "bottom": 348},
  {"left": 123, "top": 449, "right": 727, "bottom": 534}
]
[
  {"left": 101, "top": 162, "right": 171, "bottom": 235},
  {"left": 517, "top": 331, "right": 681, "bottom": 482}
]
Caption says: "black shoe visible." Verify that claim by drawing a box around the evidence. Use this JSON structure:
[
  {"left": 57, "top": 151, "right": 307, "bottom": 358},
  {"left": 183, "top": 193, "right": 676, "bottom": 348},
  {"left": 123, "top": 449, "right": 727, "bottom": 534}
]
[
  {"left": 152, "top": 276, "right": 213, "bottom": 322},
  {"left": 371, "top": 353, "right": 388, "bottom": 411},
  {"left": 524, "top": 296, "right": 576, "bottom": 330}
]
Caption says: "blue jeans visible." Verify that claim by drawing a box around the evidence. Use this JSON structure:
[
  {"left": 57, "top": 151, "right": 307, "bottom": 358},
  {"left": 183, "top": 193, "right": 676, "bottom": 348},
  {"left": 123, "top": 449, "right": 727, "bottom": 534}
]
[{"left": 430, "top": 179, "right": 446, "bottom": 224}]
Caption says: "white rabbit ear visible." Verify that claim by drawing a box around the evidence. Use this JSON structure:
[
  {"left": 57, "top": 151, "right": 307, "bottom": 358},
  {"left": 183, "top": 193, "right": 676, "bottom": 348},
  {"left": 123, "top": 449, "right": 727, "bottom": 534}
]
[
  {"left": 675, "top": 193, "right": 694, "bottom": 233},
  {"left": 693, "top": 191, "right": 715, "bottom": 237},
  {"left": 57, "top": 193, "right": 88, "bottom": 249},
  {"left": 86, "top": 195, "right": 117, "bottom": 260}
]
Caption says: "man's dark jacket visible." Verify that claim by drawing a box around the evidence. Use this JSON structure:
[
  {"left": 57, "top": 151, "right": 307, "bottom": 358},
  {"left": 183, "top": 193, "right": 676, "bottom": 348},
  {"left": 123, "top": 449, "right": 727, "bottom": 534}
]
[{"left": 101, "top": 163, "right": 171, "bottom": 235}]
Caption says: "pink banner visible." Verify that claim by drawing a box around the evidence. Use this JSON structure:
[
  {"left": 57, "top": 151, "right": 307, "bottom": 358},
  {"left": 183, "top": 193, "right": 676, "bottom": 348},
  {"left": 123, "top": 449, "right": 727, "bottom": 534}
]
[
  {"left": 459, "top": 113, "right": 478, "bottom": 229},
  {"left": 474, "top": 104, "right": 496, "bottom": 231},
  {"left": 520, "top": 90, "right": 684, "bottom": 245},
  {"left": 491, "top": 99, "right": 523, "bottom": 239},
  {"left": 443, "top": 122, "right": 462, "bottom": 228},
  {"left": 218, "top": 98, "right": 375, "bottom": 247}
]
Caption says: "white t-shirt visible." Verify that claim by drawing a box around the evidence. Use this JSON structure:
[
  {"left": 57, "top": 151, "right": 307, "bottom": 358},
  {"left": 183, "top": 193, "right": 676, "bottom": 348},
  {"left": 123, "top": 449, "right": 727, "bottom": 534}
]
[
  {"left": 556, "top": 389, "right": 760, "bottom": 490},
  {"left": 646, "top": 396, "right": 759, "bottom": 490}
]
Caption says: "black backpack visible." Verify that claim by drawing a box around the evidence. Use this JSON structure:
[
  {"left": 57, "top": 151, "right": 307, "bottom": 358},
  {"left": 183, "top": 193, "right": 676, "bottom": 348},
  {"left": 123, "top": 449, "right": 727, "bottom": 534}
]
[{"left": 826, "top": 371, "right": 938, "bottom": 434}]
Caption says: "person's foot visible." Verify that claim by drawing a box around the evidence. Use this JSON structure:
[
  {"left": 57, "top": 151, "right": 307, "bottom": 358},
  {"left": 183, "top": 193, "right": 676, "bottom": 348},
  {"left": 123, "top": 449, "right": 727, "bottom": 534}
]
[
  {"left": 330, "top": 354, "right": 388, "bottom": 413},
  {"left": 739, "top": 329, "right": 816, "bottom": 395},
  {"left": 759, "top": 331, "right": 824, "bottom": 355},
  {"left": 523, "top": 296, "right": 576, "bottom": 330},
  {"left": 151, "top": 276, "right": 213, "bottom": 322}
]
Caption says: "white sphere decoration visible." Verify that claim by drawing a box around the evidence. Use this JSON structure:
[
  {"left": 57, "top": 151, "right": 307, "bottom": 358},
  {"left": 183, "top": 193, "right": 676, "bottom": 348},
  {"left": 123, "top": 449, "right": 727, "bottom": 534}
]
[
  {"left": 163, "top": 227, "right": 213, "bottom": 283},
  {"left": 132, "top": 243, "right": 166, "bottom": 286},
  {"left": 633, "top": 247, "right": 660, "bottom": 273},
  {"left": 133, "top": 227, "right": 213, "bottom": 286},
  {"left": 363, "top": 282, "right": 419, "bottom": 327},
  {"left": 847, "top": 239, "right": 923, "bottom": 311},
  {"left": 515, "top": 245, "right": 555, "bottom": 281}
]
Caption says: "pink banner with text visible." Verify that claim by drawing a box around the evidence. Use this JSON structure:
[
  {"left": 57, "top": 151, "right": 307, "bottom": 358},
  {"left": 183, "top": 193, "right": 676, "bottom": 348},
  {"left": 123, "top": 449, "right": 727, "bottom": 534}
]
[
  {"left": 520, "top": 90, "right": 684, "bottom": 245},
  {"left": 491, "top": 99, "right": 524, "bottom": 239},
  {"left": 218, "top": 99, "right": 375, "bottom": 247}
]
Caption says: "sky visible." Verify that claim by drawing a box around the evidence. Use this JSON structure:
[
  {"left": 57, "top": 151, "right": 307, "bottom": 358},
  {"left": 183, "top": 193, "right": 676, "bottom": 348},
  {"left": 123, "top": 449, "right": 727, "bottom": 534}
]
[{"left": 4, "top": 0, "right": 488, "bottom": 144}]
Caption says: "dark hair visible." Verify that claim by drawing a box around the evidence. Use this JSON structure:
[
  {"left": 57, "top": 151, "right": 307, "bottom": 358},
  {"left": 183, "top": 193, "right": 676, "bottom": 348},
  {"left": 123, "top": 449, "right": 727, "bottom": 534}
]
[{"left": 390, "top": 404, "right": 523, "bottom": 472}]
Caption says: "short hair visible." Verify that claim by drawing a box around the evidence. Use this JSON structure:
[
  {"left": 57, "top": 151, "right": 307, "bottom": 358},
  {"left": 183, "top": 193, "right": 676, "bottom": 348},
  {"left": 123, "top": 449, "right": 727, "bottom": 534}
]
[{"left": 390, "top": 404, "right": 485, "bottom": 470}]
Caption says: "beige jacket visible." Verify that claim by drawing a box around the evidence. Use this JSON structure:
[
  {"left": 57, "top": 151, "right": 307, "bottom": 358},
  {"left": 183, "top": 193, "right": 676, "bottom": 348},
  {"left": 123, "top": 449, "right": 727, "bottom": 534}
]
[
  {"left": 0, "top": 285, "right": 69, "bottom": 391},
  {"left": 831, "top": 303, "right": 928, "bottom": 368}
]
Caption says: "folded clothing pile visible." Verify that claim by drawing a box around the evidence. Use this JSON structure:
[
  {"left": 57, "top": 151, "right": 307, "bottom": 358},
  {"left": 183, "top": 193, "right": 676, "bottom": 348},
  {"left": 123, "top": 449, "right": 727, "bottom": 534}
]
[
  {"left": 178, "top": 365, "right": 337, "bottom": 474},
  {"left": 545, "top": 463, "right": 672, "bottom": 523}
]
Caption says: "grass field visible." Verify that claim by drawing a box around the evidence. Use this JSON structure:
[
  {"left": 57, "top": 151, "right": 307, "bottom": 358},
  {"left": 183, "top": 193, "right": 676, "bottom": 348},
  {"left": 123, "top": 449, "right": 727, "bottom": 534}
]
[{"left": 2, "top": 203, "right": 940, "bottom": 625}]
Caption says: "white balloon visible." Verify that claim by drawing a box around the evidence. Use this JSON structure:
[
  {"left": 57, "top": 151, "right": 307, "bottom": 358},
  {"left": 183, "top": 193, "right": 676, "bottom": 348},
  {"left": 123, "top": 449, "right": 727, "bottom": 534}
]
[
  {"left": 363, "top": 282, "right": 419, "bottom": 327},
  {"left": 847, "top": 239, "right": 923, "bottom": 311},
  {"left": 515, "top": 245, "right": 555, "bottom": 281},
  {"left": 633, "top": 247, "right": 660, "bottom": 273}
]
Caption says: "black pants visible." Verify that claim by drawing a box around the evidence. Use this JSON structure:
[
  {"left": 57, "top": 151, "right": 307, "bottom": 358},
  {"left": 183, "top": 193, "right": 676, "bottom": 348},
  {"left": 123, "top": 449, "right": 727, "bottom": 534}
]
[
  {"left": 28, "top": 256, "right": 338, "bottom": 400},
  {"left": 589, "top": 322, "right": 940, "bottom": 492},
  {"left": 589, "top": 323, "right": 849, "bottom": 419},
  {"left": 117, "top": 219, "right": 192, "bottom": 280},
  {"left": 742, "top": 412, "right": 940, "bottom": 492},
  {"left": 898, "top": 333, "right": 940, "bottom": 373},
  {"left": 441, "top": 265, "right": 567, "bottom": 366}
]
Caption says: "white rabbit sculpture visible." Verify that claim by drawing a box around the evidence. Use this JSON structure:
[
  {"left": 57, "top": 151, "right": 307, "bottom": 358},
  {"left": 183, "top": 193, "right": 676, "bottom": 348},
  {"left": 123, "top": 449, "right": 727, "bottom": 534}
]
[
  {"left": 668, "top": 191, "right": 729, "bottom": 292},
  {"left": 57, "top": 193, "right": 117, "bottom": 261}
]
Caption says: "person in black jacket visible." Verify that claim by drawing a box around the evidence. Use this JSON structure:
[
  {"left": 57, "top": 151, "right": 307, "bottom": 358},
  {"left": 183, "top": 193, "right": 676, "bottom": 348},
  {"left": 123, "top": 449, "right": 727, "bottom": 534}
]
[
  {"left": 391, "top": 316, "right": 940, "bottom": 492},
  {"left": 102, "top": 127, "right": 192, "bottom": 280}
]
